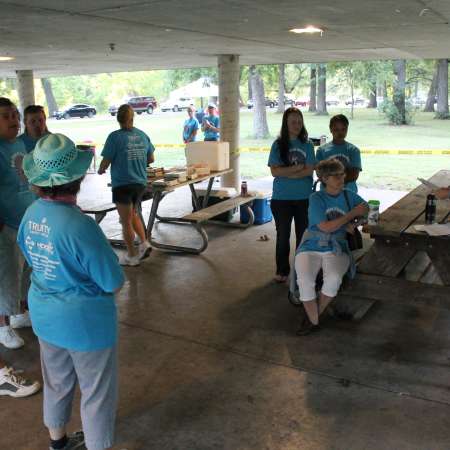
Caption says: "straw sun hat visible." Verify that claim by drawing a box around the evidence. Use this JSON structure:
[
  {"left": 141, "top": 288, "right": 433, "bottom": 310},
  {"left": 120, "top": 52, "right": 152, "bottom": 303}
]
[{"left": 23, "top": 133, "right": 93, "bottom": 187}]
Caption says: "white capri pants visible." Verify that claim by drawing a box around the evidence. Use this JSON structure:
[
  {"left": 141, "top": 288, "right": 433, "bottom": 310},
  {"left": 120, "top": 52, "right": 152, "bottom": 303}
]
[{"left": 295, "top": 251, "right": 350, "bottom": 301}]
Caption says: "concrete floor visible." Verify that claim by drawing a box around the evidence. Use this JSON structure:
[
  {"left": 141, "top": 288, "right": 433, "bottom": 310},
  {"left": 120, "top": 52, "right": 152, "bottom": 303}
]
[{"left": 1, "top": 175, "right": 449, "bottom": 450}]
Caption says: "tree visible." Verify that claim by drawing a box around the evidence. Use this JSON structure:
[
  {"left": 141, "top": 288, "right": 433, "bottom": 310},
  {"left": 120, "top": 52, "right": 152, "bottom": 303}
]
[
  {"left": 393, "top": 59, "right": 407, "bottom": 124},
  {"left": 316, "top": 64, "right": 328, "bottom": 115},
  {"left": 308, "top": 65, "right": 316, "bottom": 112},
  {"left": 41, "top": 78, "right": 58, "bottom": 116},
  {"left": 249, "top": 65, "right": 269, "bottom": 138},
  {"left": 424, "top": 61, "right": 438, "bottom": 112},
  {"left": 277, "top": 64, "right": 285, "bottom": 113},
  {"left": 435, "top": 59, "right": 449, "bottom": 119}
]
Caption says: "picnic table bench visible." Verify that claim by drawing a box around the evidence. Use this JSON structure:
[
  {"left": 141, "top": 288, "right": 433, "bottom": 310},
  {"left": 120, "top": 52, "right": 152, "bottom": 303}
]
[{"left": 334, "top": 170, "right": 450, "bottom": 320}]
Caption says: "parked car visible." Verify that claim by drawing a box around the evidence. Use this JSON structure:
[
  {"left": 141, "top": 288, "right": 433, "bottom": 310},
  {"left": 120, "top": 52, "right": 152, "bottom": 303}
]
[
  {"left": 247, "top": 97, "right": 276, "bottom": 109},
  {"left": 295, "top": 98, "right": 309, "bottom": 107},
  {"left": 53, "top": 104, "right": 96, "bottom": 120},
  {"left": 326, "top": 97, "right": 340, "bottom": 106},
  {"left": 160, "top": 97, "right": 194, "bottom": 112},
  {"left": 345, "top": 97, "right": 366, "bottom": 106},
  {"left": 109, "top": 96, "right": 157, "bottom": 116}
]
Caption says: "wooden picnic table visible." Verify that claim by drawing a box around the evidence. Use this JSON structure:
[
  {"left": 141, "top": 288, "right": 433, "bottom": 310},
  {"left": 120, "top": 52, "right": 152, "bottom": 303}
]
[{"left": 358, "top": 170, "right": 450, "bottom": 285}]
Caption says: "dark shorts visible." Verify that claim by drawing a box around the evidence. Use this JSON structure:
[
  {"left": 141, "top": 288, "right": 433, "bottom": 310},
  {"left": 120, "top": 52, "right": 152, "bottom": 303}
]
[{"left": 112, "top": 184, "right": 146, "bottom": 206}]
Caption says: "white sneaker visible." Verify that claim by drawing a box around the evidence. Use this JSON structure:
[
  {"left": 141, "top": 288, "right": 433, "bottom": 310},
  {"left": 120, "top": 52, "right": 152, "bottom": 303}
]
[
  {"left": 138, "top": 240, "right": 152, "bottom": 260},
  {"left": 10, "top": 311, "right": 32, "bottom": 329},
  {"left": 0, "top": 326, "right": 25, "bottom": 349},
  {"left": 0, "top": 366, "right": 40, "bottom": 398},
  {"left": 118, "top": 254, "right": 140, "bottom": 267}
]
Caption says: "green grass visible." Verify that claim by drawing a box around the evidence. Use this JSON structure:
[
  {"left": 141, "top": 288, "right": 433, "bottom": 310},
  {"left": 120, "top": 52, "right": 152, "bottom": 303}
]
[{"left": 48, "top": 107, "right": 450, "bottom": 190}]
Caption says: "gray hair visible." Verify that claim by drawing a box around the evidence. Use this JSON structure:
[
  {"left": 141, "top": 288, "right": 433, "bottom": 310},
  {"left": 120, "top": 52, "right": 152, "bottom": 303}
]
[{"left": 316, "top": 158, "right": 345, "bottom": 180}]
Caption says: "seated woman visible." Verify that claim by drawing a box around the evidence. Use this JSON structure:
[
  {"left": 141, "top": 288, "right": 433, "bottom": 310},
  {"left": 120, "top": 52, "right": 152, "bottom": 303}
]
[{"left": 295, "top": 159, "right": 368, "bottom": 335}]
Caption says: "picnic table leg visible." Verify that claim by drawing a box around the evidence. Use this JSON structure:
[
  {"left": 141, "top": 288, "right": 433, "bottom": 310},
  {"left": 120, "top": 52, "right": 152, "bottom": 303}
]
[
  {"left": 147, "top": 190, "right": 162, "bottom": 240},
  {"left": 94, "top": 212, "right": 106, "bottom": 224},
  {"left": 189, "top": 184, "right": 201, "bottom": 211},
  {"left": 425, "top": 248, "right": 450, "bottom": 286},
  {"left": 201, "top": 177, "right": 215, "bottom": 209}
]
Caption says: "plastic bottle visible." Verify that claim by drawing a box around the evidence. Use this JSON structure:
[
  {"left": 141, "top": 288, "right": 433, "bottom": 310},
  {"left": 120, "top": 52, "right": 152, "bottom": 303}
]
[{"left": 425, "top": 194, "right": 437, "bottom": 224}]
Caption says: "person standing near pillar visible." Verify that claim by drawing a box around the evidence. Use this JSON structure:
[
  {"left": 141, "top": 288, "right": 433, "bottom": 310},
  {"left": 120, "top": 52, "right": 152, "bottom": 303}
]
[
  {"left": 20, "top": 104, "right": 50, "bottom": 152},
  {"left": 182, "top": 106, "right": 199, "bottom": 143},
  {"left": 268, "top": 107, "right": 316, "bottom": 283},
  {"left": 0, "top": 97, "right": 36, "bottom": 349},
  {"left": 202, "top": 103, "right": 220, "bottom": 141},
  {"left": 98, "top": 104, "right": 154, "bottom": 266}
]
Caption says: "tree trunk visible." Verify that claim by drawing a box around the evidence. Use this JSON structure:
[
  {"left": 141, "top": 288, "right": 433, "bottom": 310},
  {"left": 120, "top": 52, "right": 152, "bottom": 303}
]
[
  {"left": 435, "top": 59, "right": 449, "bottom": 119},
  {"left": 350, "top": 77, "right": 355, "bottom": 120},
  {"left": 393, "top": 59, "right": 407, "bottom": 124},
  {"left": 247, "top": 76, "right": 253, "bottom": 101},
  {"left": 424, "top": 61, "right": 438, "bottom": 112},
  {"left": 367, "top": 80, "right": 377, "bottom": 108},
  {"left": 41, "top": 78, "right": 58, "bottom": 116},
  {"left": 308, "top": 65, "right": 317, "bottom": 112},
  {"left": 250, "top": 66, "right": 269, "bottom": 139},
  {"left": 277, "top": 63, "right": 285, "bottom": 113},
  {"left": 316, "top": 64, "right": 328, "bottom": 115},
  {"left": 382, "top": 81, "right": 388, "bottom": 99}
]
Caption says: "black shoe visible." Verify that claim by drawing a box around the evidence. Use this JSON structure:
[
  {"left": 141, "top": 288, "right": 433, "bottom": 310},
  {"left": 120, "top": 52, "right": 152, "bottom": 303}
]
[{"left": 296, "top": 313, "right": 320, "bottom": 336}]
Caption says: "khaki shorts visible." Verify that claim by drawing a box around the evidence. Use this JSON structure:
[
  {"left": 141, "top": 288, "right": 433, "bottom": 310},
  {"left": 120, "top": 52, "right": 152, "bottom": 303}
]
[{"left": 0, "top": 225, "right": 30, "bottom": 315}]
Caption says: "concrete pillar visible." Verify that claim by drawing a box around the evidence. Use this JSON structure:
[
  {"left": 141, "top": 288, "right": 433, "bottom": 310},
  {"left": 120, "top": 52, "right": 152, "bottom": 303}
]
[
  {"left": 218, "top": 55, "right": 240, "bottom": 190},
  {"left": 16, "top": 70, "right": 35, "bottom": 115}
]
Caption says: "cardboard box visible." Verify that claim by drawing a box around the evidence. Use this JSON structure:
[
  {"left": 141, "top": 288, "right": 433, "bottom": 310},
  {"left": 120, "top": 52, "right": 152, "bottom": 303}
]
[{"left": 185, "top": 141, "right": 229, "bottom": 171}]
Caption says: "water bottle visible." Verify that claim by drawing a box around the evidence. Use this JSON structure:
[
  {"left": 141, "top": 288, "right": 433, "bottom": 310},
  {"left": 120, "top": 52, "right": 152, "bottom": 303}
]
[
  {"left": 241, "top": 181, "right": 248, "bottom": 197},
  {"left": 425, "top": 194, "right": 437, "bottom": 224}
]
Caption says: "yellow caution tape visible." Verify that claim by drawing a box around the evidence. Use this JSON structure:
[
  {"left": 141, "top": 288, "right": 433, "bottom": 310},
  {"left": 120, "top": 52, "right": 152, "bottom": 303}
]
[{"left": 78, "top": 141, "right": 450, "bottom": 156}]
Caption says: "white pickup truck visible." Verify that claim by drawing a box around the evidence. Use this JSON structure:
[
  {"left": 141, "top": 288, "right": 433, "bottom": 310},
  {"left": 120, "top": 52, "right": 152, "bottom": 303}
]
[{"left": 160, "top": 97, "right": 195, "bottom": 112}]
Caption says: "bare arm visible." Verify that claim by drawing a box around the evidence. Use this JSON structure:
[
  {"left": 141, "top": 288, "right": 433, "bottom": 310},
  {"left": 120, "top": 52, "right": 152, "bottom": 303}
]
[
  {"left": 97, "top": 158, "right": 111, "bottom": 175},
  {"left": 318, "top": 203, "right": 368, "bottom": 233},
  {"left": 147, "top": 152, "right": 155, "bottom": 165}
]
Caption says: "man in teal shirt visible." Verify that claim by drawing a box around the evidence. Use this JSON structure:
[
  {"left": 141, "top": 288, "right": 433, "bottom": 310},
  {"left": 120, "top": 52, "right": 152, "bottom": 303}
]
[
  {"left": 316, "top": 114, "right": 362, "bottom": 193},
  {"left": 19, "top": 104, "right": 50, "bottom": 152},
  {"left": 183, "top": 106, "right": 199, "bottom": 143},
  {"left": 202, "top": 103, "right": 220, "bottom": 141}
]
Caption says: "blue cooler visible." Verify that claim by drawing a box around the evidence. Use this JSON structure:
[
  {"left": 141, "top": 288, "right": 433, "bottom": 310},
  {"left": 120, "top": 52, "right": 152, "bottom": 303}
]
[{"left": 240, "top": 196, "right": 272, "bottom": 225}]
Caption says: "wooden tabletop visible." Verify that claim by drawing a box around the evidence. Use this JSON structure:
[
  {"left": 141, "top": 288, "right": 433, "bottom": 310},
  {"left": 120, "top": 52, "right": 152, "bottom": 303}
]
[
  {"left": 369, "top": 170, "right": 450, "bottom": 238},
  {"left": 148, "top": 168, "right": 233, "bottom": 193}
]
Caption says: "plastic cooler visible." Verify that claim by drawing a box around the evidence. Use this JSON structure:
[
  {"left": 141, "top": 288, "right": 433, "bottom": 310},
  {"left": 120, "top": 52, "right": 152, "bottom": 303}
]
[
  {"left": 240, "top": 194, "right": 272, "bottom": 225},
  {"left": 194, "top": 187, "right": 237, "bottom": 222}
]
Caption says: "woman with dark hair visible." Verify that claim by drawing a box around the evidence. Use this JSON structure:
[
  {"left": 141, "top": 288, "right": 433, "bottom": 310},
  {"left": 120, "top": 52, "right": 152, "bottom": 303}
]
[
  {"left": 17, "top": 133, "right": 125, "bottom": 450},
  {"left": 268, "top": 107, "right": 316, "bottom": 283}
]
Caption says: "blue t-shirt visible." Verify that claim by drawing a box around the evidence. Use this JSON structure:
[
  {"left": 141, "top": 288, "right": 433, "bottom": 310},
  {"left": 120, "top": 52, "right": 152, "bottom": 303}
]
[
  {"left": 17, "top": 199, "right": 125, "bottom": 351},
  {"left": 203, "top": 115, "right": 220, "bottom": 141},
  {"left": 299, "top": 189, "right": 366, "bottom": 253},
  {"left": 268, "top": 138, "right": 316, "bottom": 200},
  {"left": 101, "top": 127, "right": 155, "bottom": 188},
  {"left": 18, "top": 133, "right": 39, "bottom": 153},
  {"left": 0, "top": 137, "right": 37, "bottom": 229},
  {"left": 183, "top": 117, "right": 199, "bottom": 142},
  {"left": 316, "top": 141, "right": 362, "bottom": 193}
]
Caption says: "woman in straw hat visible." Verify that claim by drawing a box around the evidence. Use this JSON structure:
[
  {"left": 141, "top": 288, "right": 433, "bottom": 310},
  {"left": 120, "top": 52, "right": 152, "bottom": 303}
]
[{"left": 17, "top": 133, "right": 125, "bottom": 450}]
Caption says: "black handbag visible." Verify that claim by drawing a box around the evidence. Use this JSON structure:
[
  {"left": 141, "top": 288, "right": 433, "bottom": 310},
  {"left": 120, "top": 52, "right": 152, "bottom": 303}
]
[{"left": 343, "top": 190, "right": 363, "bottom": 251}]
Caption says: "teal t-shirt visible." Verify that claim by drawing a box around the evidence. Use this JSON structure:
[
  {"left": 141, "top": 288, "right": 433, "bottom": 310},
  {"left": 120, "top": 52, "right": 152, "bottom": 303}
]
[
  {"left": 316, "top": 141, "right": 362, "bottom": 193},
  {"left": 183, "top": 117, "right": 199, "bottom": 142},
  {"left": 268, "top": 138, "right": 316, "bottom": 200},
  {"left": 18, "top": 133, "right": 39, "bottom": 153},
  {"left": 0, "top": 137, "right": 37, "bottom": 229},
  {"left": 17, "top": 199, "right": 125, "bottom": 351},
  {"left": 101, "top": 127, "right": 155, "bottom": 188},
  {"left": 299, "top": 189, "right": 366, "bottom": 253},
  {"left": 203, "top": 115, "right": 220, "bottom": 141}
]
